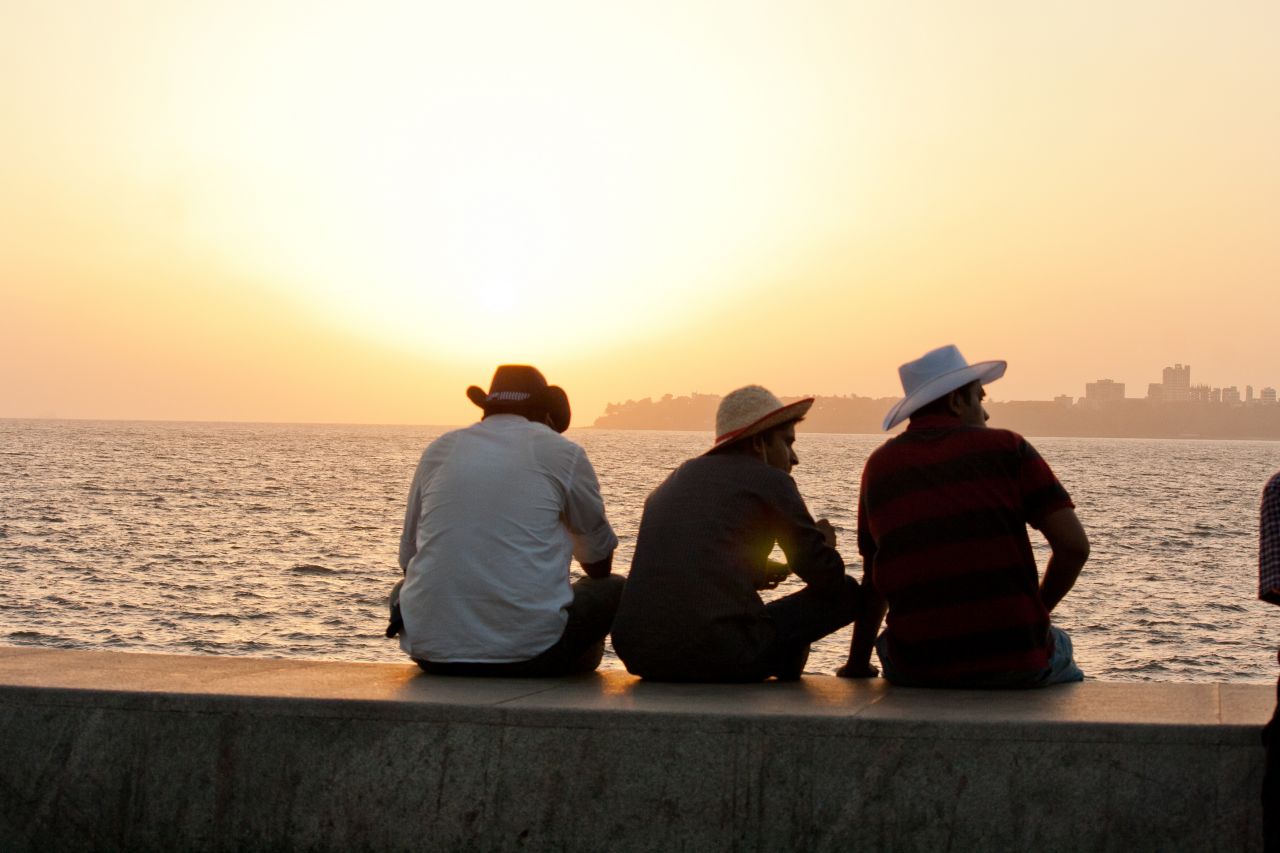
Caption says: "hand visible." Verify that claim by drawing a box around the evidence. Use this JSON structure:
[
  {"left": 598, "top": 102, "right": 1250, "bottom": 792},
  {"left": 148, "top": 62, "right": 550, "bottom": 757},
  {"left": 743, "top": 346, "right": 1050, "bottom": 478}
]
[
  {"left": 816, "top": 518, "right": 837, "bottom": 548},
  {"left": 836, "top": 662, "right": 879, "bottom": 679}
]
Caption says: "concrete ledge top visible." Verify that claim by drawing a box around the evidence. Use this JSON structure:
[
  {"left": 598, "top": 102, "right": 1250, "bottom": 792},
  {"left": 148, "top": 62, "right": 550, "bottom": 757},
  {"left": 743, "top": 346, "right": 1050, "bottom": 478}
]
[{"left": 1, "top": 645, "right": 1272, "bottom": 740}]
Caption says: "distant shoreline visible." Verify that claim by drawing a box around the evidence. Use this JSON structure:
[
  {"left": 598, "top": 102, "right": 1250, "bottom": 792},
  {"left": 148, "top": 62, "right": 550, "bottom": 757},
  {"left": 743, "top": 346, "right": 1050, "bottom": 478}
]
[
  {"left": 582, "top": 425, "right": 1280, "bottom": 442},
  {"left": 591, "top": 394, "right": 1280, "bottom": 442},
  {"left": 6, "top": 410, "right": 1280, "bottom": 442}
]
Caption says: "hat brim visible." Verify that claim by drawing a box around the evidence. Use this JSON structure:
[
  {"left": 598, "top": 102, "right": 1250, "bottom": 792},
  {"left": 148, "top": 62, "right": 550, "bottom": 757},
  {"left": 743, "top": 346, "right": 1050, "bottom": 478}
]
[
  {"left": 707, "top": 398, "right": 814, "bottom": 454},
  {"left": 543, "top": 386, "right": 571, "bottom": 433},
  {"left": 881, "top": 361, "right": 1006, "bottom": 431}
]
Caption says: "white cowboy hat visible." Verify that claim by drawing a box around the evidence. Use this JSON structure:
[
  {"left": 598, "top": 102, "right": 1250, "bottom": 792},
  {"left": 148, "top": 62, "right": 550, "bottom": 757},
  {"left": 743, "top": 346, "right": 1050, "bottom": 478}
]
[
  {"left": 881, "top": 345, "right": 1006, "bottom": 431},
  {"left": 707, "top": 385, "right": 814, "bottom": 454}
]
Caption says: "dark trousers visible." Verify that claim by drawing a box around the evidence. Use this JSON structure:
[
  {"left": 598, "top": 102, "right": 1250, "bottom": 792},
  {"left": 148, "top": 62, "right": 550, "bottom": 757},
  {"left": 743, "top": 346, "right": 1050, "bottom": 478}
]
[
  {"left": 620, "top": 575, "right": 860, "bottom": 683},
  {"left": 414, "top": 574, "right": 626, "bottom": 678},
  {"left": 754, "top": 575, "right": 861, "bottom": 680},
  {"left": 1265, "top": 669, "right": 1280, "bottom": 851}
]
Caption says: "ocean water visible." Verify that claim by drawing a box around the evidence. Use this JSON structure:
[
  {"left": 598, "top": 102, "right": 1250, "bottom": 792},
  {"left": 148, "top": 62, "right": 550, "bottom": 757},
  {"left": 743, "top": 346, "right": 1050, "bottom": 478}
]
[{"left": 1, "top": 419, "right": 1277, "bottom": 682}]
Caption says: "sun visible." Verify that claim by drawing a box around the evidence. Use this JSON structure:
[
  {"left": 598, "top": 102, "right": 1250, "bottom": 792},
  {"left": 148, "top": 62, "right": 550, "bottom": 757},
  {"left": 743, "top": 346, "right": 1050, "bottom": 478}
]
[{"left": 168, "top": 4, "right": 825, "bottom": 364}]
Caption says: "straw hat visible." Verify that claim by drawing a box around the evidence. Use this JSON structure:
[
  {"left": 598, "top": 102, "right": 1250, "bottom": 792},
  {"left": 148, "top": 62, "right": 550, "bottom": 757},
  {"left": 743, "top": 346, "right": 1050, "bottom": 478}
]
[
  {"left": 707, "top": 385, "right": 813, "bottom": 454},
  {"left": 466, "top": 365, "right": 571, "bottom": 433},
  {"left": 881, "top": 345, "right": 1006, "bottom": 430}
]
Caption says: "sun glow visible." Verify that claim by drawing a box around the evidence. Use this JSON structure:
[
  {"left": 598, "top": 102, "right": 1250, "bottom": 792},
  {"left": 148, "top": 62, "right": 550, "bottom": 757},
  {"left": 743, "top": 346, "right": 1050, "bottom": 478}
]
[
  {"left": 156, "top": 4, "right": 842, "bottom": 362},
  {"left": 5, "top": 2, "right": 1278, "bottom": 424}
]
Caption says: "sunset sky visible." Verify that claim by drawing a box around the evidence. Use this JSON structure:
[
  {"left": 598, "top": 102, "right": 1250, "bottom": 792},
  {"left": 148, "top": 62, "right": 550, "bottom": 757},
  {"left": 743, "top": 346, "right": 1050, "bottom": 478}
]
[{"left": 2, "top": 1, "right": 1277, "bottom": 426}]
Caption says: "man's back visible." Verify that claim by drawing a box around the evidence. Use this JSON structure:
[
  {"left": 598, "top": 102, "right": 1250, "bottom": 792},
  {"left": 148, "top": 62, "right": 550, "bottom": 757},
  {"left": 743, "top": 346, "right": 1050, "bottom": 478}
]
[
  {"left": 859, "top": 414, "right": 1074, "bottom": 684},
  {"left": 612, "top": 385, "right": 856, "bottom": 682},
  {"left": 398, "top": 415, "right": 612, "bottom": 663},
  {"left": 612, "top": 453, "right": 836, "bottom": 676}
]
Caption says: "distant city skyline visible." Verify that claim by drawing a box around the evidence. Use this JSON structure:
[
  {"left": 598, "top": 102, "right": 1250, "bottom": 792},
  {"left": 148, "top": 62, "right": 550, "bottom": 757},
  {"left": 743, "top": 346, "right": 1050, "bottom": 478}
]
[
  {"left": 611, "top": 359, "right": 1280, "bottom": 415},
  {"left": 1077, "top": 362, "right": 1277, "bottom": 408}
]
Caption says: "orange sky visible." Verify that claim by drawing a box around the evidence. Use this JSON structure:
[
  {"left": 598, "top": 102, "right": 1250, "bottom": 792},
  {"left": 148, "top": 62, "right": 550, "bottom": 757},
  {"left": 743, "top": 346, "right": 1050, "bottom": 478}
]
[{"left": 2, "top": 1, "right": 1277, "bottom": 426}]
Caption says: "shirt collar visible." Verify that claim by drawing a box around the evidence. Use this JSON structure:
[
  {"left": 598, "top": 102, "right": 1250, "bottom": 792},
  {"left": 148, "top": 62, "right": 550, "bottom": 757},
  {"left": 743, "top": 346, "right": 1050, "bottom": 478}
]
[
  {"left": 479, "top": 413, "right": 530, "bottom": 428},
  {"left": 905, "top": 413, "right": 964, "bottom": 432}
]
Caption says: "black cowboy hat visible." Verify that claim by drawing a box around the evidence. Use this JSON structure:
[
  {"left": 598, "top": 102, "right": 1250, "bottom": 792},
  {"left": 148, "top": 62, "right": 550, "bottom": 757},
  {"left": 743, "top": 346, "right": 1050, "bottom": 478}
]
[{"left": 466, "top": 365, "right": 571, "bottom": 433}]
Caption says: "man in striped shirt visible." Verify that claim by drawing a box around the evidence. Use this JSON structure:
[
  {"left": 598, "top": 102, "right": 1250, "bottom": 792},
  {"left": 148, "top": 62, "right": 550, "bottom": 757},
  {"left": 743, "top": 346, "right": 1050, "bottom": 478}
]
[
  {"left": 840, "top": 345, "right": 1089, "bottom": 688},
  {"left": 1259, "top": 471, "right": 1280, "bottom": 849}
]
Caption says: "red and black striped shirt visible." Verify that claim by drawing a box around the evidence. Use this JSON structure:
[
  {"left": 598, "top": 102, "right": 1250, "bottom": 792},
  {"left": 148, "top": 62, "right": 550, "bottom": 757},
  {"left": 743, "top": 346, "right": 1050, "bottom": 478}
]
[{"left": 858, "top": 414, "right": 1074, "bottom": 684}]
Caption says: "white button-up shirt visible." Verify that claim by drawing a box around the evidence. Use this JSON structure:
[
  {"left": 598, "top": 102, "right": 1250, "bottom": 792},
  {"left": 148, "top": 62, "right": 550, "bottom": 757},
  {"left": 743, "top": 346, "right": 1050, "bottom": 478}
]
[{"left": 398, "top": 415, "right": 618, "bottom": 663}]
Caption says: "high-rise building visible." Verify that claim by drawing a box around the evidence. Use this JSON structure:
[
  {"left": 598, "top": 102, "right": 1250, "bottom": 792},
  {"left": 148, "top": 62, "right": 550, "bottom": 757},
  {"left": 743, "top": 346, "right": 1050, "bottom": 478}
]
[
  {"left": 1147, "top": 382, "right": 1165, "bottom": 401},
  {"left": 1188, "top": 384, "right": 1214, "bottom": 403},
  {"left": 1223, "top": 386, "right": 1242, "bottom": 405},
  {"left": 1085, "top": 379, "right": 1125, "bottom": 403},
  {"left": 1162, "top": 364, "right": 1191, "bottom": 402},
  {"left": 1248, "top": 385, "right": 1255, "bottom": 404},
  {"left": 1262, "top": 387, "right": 1278, "bottom": 405}
]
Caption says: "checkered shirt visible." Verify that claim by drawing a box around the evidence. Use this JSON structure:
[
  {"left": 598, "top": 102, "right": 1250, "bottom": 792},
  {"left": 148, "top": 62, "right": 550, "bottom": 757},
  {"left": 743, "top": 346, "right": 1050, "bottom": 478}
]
[{"left": 1261, "top": 471, "right": 1280, "bottom": 605}]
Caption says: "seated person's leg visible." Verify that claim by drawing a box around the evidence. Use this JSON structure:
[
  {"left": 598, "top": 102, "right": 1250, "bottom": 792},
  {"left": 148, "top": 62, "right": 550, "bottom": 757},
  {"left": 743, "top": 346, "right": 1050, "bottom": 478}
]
[
  {"left": 385, "top": 579, "right": 405, "bottom": 638},
  {"left": 877, "top": 628, "right": 1085, "bottom": 689},
  {"left": 1264, "top": 672, "right": 1280, "bottom": 852},
  {"left": 761, "top": 643, "right": 810, "bottom": 682},
  {"left": 759, "top": 575, "right": 860, "bottom": 679},
  {"left": 764, "top": 575, "right": 860, "bottom": 647},
  {"left": 873, "top": 631, "right": 929, "bottom": 686},
  {"left": 1036, "top": 625, "right": 1085, "bottom": 685},
  {"left": 500, "top": 574, "right": 626, "bottom": 677},
  {"left": 554, "top": 574, "right": 626, "bottom": 674},
  {"left": 566, "top": 574, "right": 627, "bottom": 639}
]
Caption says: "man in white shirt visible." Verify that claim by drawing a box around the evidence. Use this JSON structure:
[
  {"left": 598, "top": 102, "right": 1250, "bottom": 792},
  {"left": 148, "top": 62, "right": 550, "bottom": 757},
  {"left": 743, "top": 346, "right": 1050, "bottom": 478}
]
[{"left": 391, "top": 365, "right": 621, "bottom": 676}]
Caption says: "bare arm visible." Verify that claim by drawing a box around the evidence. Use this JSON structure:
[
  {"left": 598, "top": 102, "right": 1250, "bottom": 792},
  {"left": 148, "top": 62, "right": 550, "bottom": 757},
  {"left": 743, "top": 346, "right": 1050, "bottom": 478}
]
[
  {"left": 563, "top": 449, "right": 620, "bottom": 572},
  {"left": 1038, "top": 507, "right": 1089, "bottom": 613},
  {"left": 398, "top": 469, "right": 424, "bottom": 574},
  {"left": 839, "top": 562, "right": 885, "bottom": 678}
]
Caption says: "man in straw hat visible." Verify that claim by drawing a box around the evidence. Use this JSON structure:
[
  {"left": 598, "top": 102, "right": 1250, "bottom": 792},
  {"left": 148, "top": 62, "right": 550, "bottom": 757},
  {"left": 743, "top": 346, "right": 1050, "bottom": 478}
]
[
  {"left": 840, "top": 345, "right": 1089, "bottom": 687},
  {"left": 390, "top": 365, "right": 622, "bottom": 676},
  {"left": 611, "top": 385, "right": 861, "bottom": 682}
]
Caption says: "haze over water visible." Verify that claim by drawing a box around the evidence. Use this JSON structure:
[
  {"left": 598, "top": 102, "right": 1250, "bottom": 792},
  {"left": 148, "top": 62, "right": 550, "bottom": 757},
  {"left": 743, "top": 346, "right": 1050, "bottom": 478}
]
[{"left": 1, "top": 419, "right": 1275, "bottom": 683}]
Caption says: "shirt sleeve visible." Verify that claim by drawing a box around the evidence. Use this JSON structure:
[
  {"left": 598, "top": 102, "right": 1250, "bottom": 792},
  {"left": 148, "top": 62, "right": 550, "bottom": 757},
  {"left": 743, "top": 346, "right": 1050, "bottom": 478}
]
[
  {"left": 771, "top": 471, "right": 846, "bottom": 591},
  {"left": 1260, "top": 473, "right": 1280, "bottom": 605},
  {"left": 855, "top": 489, "right": 880, "bottom": 593},
  {"left": 1018, "top": 438, "right": 1074, "bottom": 529},
  {"left": 398, "top": 457, "right": 426, "bottom": 572},
  {"left": 563, "top": 447, "right": 618, "bottom": 564},
  {"left": 856, "top": 467, "right": 877, "bottom": 562}
]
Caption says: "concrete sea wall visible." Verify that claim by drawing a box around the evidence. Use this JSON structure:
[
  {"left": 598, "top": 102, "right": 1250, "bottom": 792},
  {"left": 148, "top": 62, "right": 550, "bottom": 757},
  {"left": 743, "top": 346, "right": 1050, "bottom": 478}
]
[{"left": 0, "top": 645, "right": 1271, "bottom": 851}]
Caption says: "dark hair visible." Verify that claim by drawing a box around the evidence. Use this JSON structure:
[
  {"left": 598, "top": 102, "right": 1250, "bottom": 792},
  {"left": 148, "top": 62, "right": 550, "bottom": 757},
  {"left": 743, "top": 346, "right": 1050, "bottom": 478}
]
[{"left": 909, "top": 380, "right": 979, "bottom": 421}]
